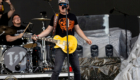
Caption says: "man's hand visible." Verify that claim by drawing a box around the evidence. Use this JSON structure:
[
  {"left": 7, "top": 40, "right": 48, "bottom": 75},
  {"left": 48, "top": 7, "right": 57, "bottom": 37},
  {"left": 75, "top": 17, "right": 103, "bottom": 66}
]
[
  {"left": 18, "top": 33, "right": 23, "bottom": 39},
  {"left": 5, "top": 0, "right": 11, "bottom": 4},
  {"left": 32, "top": 34, "right": 38, "bottom": 41},
  {"left": 85, "top": 38, "right": 92, "bottom": 45},
  {"left": 0, "top": 0, "right": 2, "bottom": 3}
]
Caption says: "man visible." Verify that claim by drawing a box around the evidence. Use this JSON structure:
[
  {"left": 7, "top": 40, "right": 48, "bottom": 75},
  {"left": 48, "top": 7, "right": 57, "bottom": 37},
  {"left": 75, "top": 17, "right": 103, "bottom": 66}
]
[
  {"left": 33, "top": 0, "right": 92, "bottom": 80},
  {"left": 0, "top": 0, "right": 15, "bottom": 44},
  {"left": 0, "top": 0, "right": 15, "bottom": 25},
  {"left": 6, "top": 14, "right": 27, "bottom": 45}
]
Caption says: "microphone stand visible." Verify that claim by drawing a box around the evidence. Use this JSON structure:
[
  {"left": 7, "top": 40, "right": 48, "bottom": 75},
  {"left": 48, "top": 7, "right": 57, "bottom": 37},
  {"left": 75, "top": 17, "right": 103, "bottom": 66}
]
[
  {"left": 0, "top": 31, "right": 5, "bottom": 36},
  {"left": 46, "top": 0, "right": 55, "bottom": 14},
  {"left": 117, "top": 10, "right": 129, "bottom": 59},
  {"left": 124, "top": 14, "right": 128, "bottom": 59},
  {"left": 64, "top": 6, "right": 70, "bottom": 80},
  {"left": 110, "top": 7, "right": 129, "bottom": 59},
  {"left": 45, "top": 0, "right": 56, "bottom": 70}
]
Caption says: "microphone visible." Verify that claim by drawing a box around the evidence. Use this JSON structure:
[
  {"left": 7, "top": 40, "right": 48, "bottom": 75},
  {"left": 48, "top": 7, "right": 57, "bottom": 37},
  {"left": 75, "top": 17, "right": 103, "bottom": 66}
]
[{"left": 62, "top": 5, "right": 67, "bottom": 9}]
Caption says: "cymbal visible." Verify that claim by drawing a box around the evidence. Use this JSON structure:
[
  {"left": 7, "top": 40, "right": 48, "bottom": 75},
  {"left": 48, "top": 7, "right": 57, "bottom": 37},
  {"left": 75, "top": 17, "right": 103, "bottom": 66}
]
[
  {"left": 0, "top": 25, "right": 17, "bottom": 35},
  {"left": 24, "top": 43, "right": 37, "bottom": 48},
  {"left": 32, "top": 18, "right": 51, "bottom": 21}
]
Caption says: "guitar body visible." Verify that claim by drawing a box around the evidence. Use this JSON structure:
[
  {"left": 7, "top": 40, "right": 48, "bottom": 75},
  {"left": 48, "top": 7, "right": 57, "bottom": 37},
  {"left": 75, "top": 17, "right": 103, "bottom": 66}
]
[{"left": 53, "top": 35, "right": 77, "bottom": 54}]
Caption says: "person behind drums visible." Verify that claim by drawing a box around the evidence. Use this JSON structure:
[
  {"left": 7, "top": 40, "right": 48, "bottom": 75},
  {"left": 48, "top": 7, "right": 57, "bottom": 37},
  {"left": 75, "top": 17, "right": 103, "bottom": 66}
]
[
  {"left": 0, "top": 0, "right": 15, "bottom": 45},
  {"left": 32, "top": 0, "right": 92, "bottom": 80},
  {"left": 6, "top": 14, "right": 30, "bottom": 46}
]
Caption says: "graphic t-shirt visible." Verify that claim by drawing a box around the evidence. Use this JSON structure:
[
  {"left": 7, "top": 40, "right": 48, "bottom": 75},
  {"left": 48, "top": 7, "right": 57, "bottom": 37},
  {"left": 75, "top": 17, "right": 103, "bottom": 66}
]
[
  {"left": 7, "top": 25, "right": 29, "bottom": 45},
  {"left": 49, "top": 13, "right": 78, "bottom": 37}
]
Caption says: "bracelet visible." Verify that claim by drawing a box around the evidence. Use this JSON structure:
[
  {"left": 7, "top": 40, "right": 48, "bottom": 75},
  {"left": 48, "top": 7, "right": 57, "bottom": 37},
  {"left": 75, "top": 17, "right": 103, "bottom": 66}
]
[{"left": 36, "top": 35, "right": 39, "bottom": 39}]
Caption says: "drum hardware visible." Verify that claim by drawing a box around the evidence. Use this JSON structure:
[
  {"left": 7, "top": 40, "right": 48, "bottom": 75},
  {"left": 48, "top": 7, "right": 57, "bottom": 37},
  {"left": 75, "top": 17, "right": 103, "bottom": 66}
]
[
  {"left": 0, "top": 31, "right": 5, "bottom": 36},
  {"left": 15, "top": 44, "right": 35, "bottom": 73},
  {"left": 23, "top": 33, "right": 37, "bottom": 49},
  {"left": 32, "top": 14, "right": 54, "bottom": 72},
  {"left": 15, "top": 51, "right": 32, "bottom": 73},
  {"left": 1, "top": 67, "right": 4, "bottom": 74},
  {"left": 32, "top": 15, "right": 50, "bottom": 69}
]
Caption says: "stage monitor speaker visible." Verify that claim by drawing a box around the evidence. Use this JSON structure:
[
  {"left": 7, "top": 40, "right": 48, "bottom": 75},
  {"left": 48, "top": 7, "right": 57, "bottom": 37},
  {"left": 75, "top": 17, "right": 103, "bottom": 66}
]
[
  {"left": 105, "top": 44, "right": 113, "bottom": 57},
  {"left": 91, "top": 45, "right": 98, "bottom": 57},
  {"left": 76, "top": 45, "right": 83, "bottom": 57}
]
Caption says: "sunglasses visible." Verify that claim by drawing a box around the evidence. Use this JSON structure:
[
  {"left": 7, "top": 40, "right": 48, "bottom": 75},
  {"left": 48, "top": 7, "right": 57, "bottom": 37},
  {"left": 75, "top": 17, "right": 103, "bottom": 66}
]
[{"left": 59, "top": 3, "right": 67, "bottom": 6}]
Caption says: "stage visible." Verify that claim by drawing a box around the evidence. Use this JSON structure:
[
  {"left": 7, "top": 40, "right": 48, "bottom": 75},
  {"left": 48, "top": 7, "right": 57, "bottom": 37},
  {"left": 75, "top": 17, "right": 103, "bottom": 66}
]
[{"left": 0, "top": 72, "right": 74, "bottom": 80}]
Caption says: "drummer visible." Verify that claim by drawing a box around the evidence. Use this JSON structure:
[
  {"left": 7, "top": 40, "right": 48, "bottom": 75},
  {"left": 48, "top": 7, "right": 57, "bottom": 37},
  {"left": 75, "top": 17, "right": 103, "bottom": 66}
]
[{"left": 6, "top": 14, "right": 30, "bottom": 45}]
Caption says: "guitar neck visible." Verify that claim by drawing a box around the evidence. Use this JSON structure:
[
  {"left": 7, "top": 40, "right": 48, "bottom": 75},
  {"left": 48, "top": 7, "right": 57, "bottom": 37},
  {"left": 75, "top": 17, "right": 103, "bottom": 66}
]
[
  {"left": 37, "top": 37, "right": 57, "bottom": 43},
  {"left": 23, "top": 34, "right": 57, "bottom": 43}
]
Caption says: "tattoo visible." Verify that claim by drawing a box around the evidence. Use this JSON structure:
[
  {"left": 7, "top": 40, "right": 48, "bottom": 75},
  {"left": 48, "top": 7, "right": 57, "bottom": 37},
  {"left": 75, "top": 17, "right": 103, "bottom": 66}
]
[{"left": 9, "top": 3, "right": 15, "bottom": 11}]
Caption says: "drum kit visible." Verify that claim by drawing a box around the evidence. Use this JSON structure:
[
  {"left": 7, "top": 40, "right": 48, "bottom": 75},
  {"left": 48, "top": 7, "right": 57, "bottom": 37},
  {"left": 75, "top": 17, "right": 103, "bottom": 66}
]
[{"left": 0, "top": 17, "right": 54, "bottom": 74}]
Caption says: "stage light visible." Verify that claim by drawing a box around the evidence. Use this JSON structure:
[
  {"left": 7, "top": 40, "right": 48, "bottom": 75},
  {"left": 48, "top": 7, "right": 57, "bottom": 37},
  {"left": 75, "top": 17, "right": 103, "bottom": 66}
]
[
  {"left": 105, "top": 44, "right": 113, "bottom": 57},
  {"left": 91, "top": 45, "right": 98, "bottom": 57}
]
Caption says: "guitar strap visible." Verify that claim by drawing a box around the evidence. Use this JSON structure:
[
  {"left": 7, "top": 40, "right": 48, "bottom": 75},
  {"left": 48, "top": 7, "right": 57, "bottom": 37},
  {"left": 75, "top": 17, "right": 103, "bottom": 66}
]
[{"left": 52, "top": 13, "right": 59, "bottom": 37}]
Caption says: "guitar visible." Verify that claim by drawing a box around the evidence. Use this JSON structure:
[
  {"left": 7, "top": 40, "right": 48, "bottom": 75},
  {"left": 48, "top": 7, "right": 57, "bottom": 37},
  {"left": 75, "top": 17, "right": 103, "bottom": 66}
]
[
  {"left": 23, "top": 34, "right": 78, "bottom": 54},
  {"left": 39, "top": 35, "right": 77, "bottom": 54}
]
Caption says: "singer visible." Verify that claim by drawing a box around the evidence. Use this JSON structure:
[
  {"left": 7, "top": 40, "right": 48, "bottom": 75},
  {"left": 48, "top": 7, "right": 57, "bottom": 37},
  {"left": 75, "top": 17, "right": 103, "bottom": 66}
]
[{"left": 32, "top": 0, "right": 92, "bottom": 80}]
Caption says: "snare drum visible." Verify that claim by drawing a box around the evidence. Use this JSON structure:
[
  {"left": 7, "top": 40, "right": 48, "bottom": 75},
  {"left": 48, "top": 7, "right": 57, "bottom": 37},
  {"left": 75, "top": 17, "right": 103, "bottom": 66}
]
[
  {"left": 23, "top": 33, "right": 37, "bottom": 48},
  {"left": 23, "top": 33, "right": 33, "bottom": 44},
  {"left": 2, "top": 46, "right": 27, "bottom": 73}
]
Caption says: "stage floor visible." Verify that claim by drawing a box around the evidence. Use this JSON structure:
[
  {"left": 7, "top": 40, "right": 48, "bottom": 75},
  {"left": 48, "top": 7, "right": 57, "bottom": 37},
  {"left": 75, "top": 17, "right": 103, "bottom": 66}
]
[{"left": 0, "top": 72, "right": 74, "bottom": 79}]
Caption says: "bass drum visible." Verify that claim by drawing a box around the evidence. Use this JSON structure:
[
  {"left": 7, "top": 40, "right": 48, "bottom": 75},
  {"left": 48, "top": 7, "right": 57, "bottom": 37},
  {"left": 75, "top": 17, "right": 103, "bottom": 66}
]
[{"left": 2, "top": 46, "right": 27, "bottom": 73}]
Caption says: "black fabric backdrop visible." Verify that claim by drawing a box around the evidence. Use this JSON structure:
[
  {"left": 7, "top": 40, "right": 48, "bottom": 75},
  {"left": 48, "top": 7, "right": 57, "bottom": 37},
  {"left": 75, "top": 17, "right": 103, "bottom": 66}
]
[{"left": 2, "top": 0, "right": 140, "bottom": 37}]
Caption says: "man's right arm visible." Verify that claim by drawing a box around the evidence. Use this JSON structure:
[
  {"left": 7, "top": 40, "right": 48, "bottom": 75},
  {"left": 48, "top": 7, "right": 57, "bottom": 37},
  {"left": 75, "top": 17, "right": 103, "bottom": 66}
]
[
  {"left": 6, "top": 33, "right": 23, "bottom": 42},
  {"left": 5, "top": 0, "right": 15, "bottom": 18},
  {"left": 38, "top": 25, "right": 53, "bottom": 37},
  {"left": 32, "top": 25, "right": 53, "bottom": 41}
]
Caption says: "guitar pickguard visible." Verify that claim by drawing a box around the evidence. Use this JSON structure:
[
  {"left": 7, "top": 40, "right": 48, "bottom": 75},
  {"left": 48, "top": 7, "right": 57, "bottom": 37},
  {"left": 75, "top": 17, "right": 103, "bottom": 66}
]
[{"left": 56, "top": 40, "right": 66, "bottom": 49}]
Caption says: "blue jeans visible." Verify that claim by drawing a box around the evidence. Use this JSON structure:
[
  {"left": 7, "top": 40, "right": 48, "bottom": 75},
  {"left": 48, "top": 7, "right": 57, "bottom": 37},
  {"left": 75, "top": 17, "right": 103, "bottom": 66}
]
[{"left": 51, "top": 48, "right": 81, "bottom": 80}]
